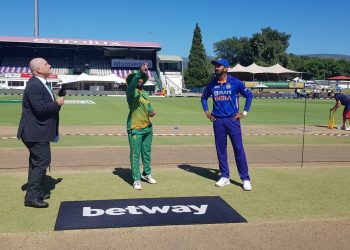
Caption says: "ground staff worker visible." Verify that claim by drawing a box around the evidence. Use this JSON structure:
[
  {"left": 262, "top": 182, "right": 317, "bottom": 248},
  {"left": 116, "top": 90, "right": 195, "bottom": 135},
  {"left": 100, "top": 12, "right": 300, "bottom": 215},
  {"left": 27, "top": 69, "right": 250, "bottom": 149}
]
[
  {"left": 126, "top": 63, "right": 157, "bottom": 190},
  {"left": 17, "top": 58, "right": 64, "bottom": 208},
  {"left": 201, "top": 58, "right": 253, "bottom": 191},
  {"left": 330, "top": 92, "right": 350, "bottom": 131}
]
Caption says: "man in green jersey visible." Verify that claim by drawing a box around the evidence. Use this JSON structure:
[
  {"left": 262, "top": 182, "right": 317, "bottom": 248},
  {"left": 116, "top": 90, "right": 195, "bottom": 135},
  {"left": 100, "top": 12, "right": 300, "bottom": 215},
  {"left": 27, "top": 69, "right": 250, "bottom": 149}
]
[{"left": 126, "top": 63, "right": 157, "bottom": 190}]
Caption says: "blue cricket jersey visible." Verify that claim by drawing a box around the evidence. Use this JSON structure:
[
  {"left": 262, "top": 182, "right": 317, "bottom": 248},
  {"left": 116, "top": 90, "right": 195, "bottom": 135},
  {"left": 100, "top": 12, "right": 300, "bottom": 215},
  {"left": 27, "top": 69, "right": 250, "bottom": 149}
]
[
  {"left": 201, "top": 75, "right": 253, "bottom": 118},
  {"left": 335, "top": 93, "right": 350, "bottom": 110}
]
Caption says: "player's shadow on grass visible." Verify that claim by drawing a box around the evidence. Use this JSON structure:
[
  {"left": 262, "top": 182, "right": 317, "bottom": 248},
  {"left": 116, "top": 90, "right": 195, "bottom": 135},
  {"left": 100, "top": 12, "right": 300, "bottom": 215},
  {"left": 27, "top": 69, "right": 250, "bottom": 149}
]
[
  {"left": 21, "top": 175, "right": 63, "bottom": 196},
  {"left": 113, "top": 167, "right": 133, "bottom": 185},
  {"left": 178, "top": 164, "right": 242, "bottom": 188}
]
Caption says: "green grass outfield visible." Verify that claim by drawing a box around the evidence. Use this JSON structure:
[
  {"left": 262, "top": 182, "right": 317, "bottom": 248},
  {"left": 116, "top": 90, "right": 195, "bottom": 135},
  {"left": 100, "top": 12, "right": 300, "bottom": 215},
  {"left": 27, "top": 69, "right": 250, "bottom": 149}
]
[
  {"left": 1, "top": 167, "right": 349, "bottom": 233},
  {"left": 1, "top": 95, "right": 347, "bottom": 148},
  {"left": 1, "top": 95, "right": 349, "bottom": 234},
  {"left": 0, "top": 95, "right": 343, "bottom": 126}
]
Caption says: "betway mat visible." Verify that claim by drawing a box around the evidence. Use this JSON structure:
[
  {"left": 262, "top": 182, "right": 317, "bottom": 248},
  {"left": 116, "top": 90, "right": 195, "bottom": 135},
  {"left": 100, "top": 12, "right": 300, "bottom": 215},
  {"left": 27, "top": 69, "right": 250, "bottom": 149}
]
[{"left": 54, "top": 196, "right": 247, "bottom": 231}]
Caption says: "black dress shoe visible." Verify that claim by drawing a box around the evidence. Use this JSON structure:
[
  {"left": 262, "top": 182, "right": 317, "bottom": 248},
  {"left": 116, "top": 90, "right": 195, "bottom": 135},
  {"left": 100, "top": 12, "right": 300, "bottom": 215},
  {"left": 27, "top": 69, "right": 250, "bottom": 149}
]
[
  {"left": 43, "top": 194, "right": 50, "bottom": 200},
  {"left": 24, "top": 198, "right": 49, "bottom": 208}
]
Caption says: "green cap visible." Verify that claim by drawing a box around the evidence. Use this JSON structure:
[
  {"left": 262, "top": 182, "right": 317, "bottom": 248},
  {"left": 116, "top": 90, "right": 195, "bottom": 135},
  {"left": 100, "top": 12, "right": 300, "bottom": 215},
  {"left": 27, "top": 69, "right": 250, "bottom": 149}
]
[{"left": 126, "top": 70, "right": 149, "bottom": 86}]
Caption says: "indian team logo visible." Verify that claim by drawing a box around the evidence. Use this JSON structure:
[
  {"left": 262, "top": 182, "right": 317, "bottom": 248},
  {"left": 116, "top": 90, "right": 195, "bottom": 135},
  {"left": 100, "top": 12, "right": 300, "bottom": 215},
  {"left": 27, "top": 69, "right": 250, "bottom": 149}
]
[
  {"left": 226, "top": 84, "right": 231, "bottom": 89},
  {"left": 214, "top": 91, "right": 219, "bottom": 96}
]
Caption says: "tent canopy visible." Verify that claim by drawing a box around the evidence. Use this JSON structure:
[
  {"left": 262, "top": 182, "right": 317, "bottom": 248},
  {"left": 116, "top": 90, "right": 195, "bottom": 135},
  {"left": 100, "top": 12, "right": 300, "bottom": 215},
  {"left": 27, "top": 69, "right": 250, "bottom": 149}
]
[
  {"left": 325, "top": 75, "right": 350, "bottom": 81},
  {"left": 229, "top": 63, "right": 249, "bottom": 73},
  {"left": 57, "top": 73, "right": 126, "bottom": 85},
  {"left": 228, "top": 63, "right": 300, "bottom": 74},
  {"left": 252, "top": 83, "right": 268, "bottom": 88},
  {"left": 268, "top": 64, "right": 299, "bottom": 74}
]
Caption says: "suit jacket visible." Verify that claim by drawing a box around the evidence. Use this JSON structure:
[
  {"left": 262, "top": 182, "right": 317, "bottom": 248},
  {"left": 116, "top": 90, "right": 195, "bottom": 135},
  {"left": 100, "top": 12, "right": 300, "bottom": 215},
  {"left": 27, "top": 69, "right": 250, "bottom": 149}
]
[{"left": 17, "top": 76, "right": 61, "bottom": 142}]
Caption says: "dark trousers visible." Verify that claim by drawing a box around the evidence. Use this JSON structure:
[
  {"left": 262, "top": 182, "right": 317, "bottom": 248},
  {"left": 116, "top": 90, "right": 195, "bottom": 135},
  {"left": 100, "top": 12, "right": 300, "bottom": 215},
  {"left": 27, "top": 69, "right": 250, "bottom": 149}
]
[
  {"left": 23, "top": 141, "right": 51, "bottom": 200},
  {"left": 213, "top": 117, "right": 250, "bottom": 181}
]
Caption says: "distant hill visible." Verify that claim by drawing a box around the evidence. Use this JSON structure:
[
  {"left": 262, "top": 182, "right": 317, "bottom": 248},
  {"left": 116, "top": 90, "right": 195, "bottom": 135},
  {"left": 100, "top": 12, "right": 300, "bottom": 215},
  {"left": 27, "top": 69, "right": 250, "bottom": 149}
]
[{"left": 301, "top": 54, "right": 350, "bottom": 61}]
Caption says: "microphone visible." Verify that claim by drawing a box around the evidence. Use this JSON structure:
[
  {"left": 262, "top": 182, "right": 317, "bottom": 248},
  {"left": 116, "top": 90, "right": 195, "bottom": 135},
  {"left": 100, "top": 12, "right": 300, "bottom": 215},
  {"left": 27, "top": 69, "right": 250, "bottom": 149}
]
[{"left": 58, "top": 85, "right": 66, "bottom": 97}]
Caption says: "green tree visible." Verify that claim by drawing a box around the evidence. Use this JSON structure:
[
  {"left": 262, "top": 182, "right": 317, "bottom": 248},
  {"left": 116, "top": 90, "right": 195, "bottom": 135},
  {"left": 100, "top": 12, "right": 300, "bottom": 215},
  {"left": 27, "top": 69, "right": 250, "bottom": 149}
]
[
  {"left": 184, "top": 23, "right": 211, "bottom": 87},
  {"left": 213, "top": 27, "right": 290, "bottom": 67},
  {"left": 287, "top": 55, "right": 350, "bottom": 80},
  {"left": 213, "top": 37, "right": 254, "bottom": 66},
  {"left": 250, "top": 27, "right": 291, "bottom": 66}
]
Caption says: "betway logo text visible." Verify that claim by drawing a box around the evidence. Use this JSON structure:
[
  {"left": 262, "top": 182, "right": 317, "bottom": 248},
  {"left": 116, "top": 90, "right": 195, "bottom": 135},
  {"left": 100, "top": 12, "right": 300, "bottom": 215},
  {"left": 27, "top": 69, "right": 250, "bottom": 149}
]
[{"left": 83, "top": 204, "right": 208, "bottom": 216}]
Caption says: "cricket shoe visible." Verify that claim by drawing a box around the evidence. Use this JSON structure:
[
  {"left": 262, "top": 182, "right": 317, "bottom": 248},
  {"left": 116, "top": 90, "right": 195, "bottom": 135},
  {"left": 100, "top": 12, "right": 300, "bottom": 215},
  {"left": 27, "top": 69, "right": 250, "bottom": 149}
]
[
  {"left": 141, "top": 174, "right": 157, "bottom": 184},
  {"left": 345, "top": 127, "right": 350, "bottom": 131},
  {"left": 339, "top": 125, "right": 346, "bottom": 130},
  {"left": 215, "top": 177, "right": 230, "bottom": 187},
  {"left": 243, "top": 180, "right": 252, "bottom": 191},
  {"left": 133, "top": 181, "right": 142, "bottom": 190}
]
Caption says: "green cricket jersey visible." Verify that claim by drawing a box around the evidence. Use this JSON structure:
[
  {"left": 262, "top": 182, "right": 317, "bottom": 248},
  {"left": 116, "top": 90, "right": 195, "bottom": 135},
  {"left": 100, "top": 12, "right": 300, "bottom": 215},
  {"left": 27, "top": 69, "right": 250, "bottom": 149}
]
[{"left": 126, "top": 71, "right": 154, "bottom": 130}]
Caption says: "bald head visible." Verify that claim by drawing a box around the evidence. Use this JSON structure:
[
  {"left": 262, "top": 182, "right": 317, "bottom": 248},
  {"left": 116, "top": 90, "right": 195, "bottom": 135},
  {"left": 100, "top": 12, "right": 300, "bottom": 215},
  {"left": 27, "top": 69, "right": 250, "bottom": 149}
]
[{"left": 29, "top": 58, "right": 51, "bottom": 78}]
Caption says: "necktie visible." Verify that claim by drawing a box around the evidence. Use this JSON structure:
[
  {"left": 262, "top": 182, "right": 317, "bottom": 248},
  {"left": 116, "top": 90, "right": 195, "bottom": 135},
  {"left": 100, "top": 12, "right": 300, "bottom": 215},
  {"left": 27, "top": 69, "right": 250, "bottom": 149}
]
[
  {"left": 46, "top": 81, "right": 51, "bottom": 90},
  {"left": 45, "top": 81, "right": 54, "bottom": 100}
]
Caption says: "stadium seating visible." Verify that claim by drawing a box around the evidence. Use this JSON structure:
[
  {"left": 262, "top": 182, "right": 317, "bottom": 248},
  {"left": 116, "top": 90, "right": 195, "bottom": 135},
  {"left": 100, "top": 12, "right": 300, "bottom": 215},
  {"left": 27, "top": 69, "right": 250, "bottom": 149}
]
[
  {"left": 112, "top": 69, "right": 154, "bottom": 79},
  {"left": 0, "top": 57, "right": 31, "bottom": 73},
  {"left": 89, "top": 59, "right": 112, "bottom": 76},
  {"left": 0, "top": 56, "right": 69, "bottom": 75},
  {"left": 0, "top": 57, "right": 156, "bottom": 83}
]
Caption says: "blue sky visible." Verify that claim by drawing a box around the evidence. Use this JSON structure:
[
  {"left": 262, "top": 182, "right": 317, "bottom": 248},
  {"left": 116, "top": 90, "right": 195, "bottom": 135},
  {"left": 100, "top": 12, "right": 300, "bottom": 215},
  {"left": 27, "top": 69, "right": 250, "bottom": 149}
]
[{"left": 1, "top": 0, "right": 349, "bottom": 57}]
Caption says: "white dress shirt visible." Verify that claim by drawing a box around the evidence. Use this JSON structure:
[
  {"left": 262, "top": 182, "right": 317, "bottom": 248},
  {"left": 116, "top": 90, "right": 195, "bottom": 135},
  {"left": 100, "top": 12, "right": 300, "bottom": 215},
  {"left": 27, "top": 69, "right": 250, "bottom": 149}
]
[{"left": 35, "top": 76, "right": 54, "bottom": 101}]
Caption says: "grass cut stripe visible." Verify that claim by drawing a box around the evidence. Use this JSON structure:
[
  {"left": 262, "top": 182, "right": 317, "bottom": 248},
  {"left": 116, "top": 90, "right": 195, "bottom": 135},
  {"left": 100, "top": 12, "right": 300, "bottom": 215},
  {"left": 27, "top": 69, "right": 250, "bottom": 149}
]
[{"left": 1, "top": 167, "right": 349, "bottom": 233}]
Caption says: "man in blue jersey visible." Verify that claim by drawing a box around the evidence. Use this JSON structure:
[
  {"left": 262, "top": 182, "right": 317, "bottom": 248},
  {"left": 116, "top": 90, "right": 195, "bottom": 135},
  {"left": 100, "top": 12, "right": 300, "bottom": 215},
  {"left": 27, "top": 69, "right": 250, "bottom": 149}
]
[{"left": 201, "top": 58, "right": 253, "bottom": 191}]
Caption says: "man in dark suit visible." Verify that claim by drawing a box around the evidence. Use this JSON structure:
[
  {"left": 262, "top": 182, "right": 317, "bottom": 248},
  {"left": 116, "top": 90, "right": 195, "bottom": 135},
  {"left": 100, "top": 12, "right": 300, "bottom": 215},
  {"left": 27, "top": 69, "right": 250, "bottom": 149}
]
[{"left": 17, "top": 58, "right": 65, "bottom": 208}]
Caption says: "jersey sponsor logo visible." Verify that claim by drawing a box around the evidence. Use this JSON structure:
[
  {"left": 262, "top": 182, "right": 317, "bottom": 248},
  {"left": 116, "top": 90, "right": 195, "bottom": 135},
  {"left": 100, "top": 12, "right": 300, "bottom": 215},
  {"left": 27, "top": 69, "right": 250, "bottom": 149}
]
[
  {"left": 214, "top": 95, "right": 232, "bottom": 101},
  {"left": 214, "top": 90, "right": 231, "bottom": 96}
]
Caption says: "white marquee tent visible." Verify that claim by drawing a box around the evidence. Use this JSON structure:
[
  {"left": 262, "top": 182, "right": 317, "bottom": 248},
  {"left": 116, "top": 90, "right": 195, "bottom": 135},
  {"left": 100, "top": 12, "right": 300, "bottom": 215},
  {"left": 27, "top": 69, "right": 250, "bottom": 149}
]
[
  {"left": 228, "top": 63, "right": 299, "bottom": 74},
  {"left": 57, "top": 73, "right": 126, "bottom": 85},
  {"left": 228, "top": 63, "right": 300, "bottom": 81},
  {"left": 229, "top": 63, "right": 249, "bottom": 72}
]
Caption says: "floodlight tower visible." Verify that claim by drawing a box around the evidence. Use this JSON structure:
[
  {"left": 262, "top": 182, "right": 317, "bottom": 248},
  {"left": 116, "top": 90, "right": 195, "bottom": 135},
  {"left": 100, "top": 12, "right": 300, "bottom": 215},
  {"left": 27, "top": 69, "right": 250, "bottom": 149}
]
[{"left": 34, "top": 0, "right": 39, "bottom": 37}]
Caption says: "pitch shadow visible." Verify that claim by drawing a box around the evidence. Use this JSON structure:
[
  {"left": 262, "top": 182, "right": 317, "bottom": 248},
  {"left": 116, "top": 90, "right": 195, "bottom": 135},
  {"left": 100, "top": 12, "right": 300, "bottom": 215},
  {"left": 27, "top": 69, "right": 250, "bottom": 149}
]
[
  {"left": 178, "top": 164, "right": 242, "bottom": 188},
  {"left": 21, "top": 175, "right": 63, "bottom": 196},
  {"left": 113, "top": 167, "right": 133, "bottom": 185},
  {"left": 312, "top": 124, "right": 332, "bottom": 128}
]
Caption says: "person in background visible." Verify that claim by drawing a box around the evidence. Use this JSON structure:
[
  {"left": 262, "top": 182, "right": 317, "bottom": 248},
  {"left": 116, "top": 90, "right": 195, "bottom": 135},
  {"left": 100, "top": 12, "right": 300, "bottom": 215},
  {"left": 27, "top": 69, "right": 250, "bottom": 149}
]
[
  {"left": 126, "top": 63, "right": 157, "bottom": 190},
  {"left": 17, "top": 58, "right": 64, "bottom": 208},
  {"left": 329, "top": 92, "right": 350, "bottom": 131},
  {"left": 201, "top": 58, "right": 253, "bottom": 191}
]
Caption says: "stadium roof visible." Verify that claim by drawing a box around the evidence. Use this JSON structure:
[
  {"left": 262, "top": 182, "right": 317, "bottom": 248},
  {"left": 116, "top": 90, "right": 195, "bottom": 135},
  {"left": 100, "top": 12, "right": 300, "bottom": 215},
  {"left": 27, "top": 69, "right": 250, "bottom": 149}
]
[
  {"left": 0, "top": 36, "right": 161, "bottom": 50},
  {"left": 325, "top": 75, "right": 350, "bottom": 80},
  {"left": 157, "top": 55, "right": 183, "bottom": 61}
]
